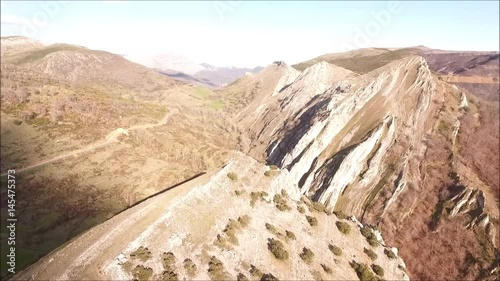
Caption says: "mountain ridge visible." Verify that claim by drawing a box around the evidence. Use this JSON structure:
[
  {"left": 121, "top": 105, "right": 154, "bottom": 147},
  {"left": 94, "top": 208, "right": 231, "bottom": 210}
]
[{"left": 1, "top": 36, "right": 498, "bottom": 280}]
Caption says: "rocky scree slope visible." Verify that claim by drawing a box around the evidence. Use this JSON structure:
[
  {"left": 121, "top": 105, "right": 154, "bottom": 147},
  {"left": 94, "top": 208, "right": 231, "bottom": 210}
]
[
  {"left": 219, "top": 61, "right": 356, "bottom": 159},
  {"left": 234, "top": 55, "right": 499, "bottom": 280},
  {"left": 14, "top": 152, "right": 409, "bottom": 281},
  {"left": 265, "top": 56, "right": 434, "bottom": 214}
]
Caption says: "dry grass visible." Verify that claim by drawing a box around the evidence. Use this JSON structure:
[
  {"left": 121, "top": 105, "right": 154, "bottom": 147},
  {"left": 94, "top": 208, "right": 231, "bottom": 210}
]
[
  {"left": 261, "top": 273, "right": 279, "bottom": 281},
  {"left": 238, "top": 215, "right": 251, "bottom": 227},
  {"left": 458, "top": 100, "right": 499, "bottom": 198},
  {"left": 223, "top": 219, "right": 241, "bottom": 245},
  {"left": 249, "top": 264, "right": 263, "bottom": 279},
  {"left": 297, "top": 205, "right": 306, "bottom": 214},
  {"left": 321, "top": 264, "right": 332, "bottom": 274},
  {"left": 299, "top": 247, "right": 315, "bottom": 264},
  {"left": 384, "top": 249, "right": 397, "bottom": 260},
  {"left": 227, "top": 172, "right": 238, "bottom": 181},
  {"left": 273, "top": 193, "right": 291, "bottom": 211},
  {"left": 328, "top": 244, "right": 342, "bottom": 256},
  {"left": 371, "top": 264, "right": 384, "bottom": 277},
  {"left": 336, "top": 221, "right": 351, "bottom": 234},
  {"left": 132, "top": 265, "right": 153, "bottom": 281},
  {"left": 285, "top": 230, "right": 296, "bottom": 240},
  {"left": 306, "top": 215, "right": 318, "bottom": 227},
  {"left": 161, "top": 269, "right": 178, "bottom": 281},
  {"left": 265, "top": 223, "right": 279, "bottom": 236},
  {"left": 267, "top": 238, "right": 289, "bottom": 260},
  {"left": 183, "top": 258, "right": 197, "bottom": 277},
  {"left": 350, "top": 261, "right": 381, "bottom": 281},
  {"left": 207, "top": 256, "right": 231, "bottom": 280},
  {"left": 161, "top": 252, "right": 176, "bottom": 269},
  {"left": 250, "top": 191, "right": 268, "bottom": 207},
  {"left": 130, "top": 246, "right": 152, "bottom": 262},
  {"left": 237, "top": 272, "right": 249, "bottom": 281},
  {"left": 360, "top": 227, "right": 379, "bottom": 247},
  {"left": 364, "top": 248, "right": 378, "bottom": 260}
]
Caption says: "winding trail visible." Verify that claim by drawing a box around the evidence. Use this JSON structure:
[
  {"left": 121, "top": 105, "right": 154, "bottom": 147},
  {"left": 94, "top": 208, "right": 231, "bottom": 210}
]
[{"left": 0, "top": 108, "right": 178, "bottom": 177}]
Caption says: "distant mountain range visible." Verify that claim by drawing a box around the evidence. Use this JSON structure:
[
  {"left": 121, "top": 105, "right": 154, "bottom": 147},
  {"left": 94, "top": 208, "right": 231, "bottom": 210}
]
[
  {"left": 2, "top": 35, "right": 499, "bottom": 281},
  {"left": 126, "top": 53, "right": 264, "bottom": 88}
]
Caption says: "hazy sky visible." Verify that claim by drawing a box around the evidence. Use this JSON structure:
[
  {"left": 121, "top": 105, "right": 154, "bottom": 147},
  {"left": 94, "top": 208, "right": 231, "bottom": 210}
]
[{"left": 1, "top": 1, "right": 499, "bottom": 67}]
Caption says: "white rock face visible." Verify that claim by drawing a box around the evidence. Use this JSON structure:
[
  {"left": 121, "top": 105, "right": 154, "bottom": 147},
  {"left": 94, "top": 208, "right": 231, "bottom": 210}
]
[
  {"left": 239, "top": 61, "right": 358, "bottom": 157},
  {"left": 459, "top": 92, "right": 469, "bottom": 109},
  {"left": 315, "top": 118, "right": 390, "bottom": 208},
  {"left": 265, "top": 56, "right": 437, "bottom": 215},
  {"left": 277, "top": 61, "right": 355, "bottom": 104},
  {"left": 272, "top": 63, "right": 301, "bottom": 96}
]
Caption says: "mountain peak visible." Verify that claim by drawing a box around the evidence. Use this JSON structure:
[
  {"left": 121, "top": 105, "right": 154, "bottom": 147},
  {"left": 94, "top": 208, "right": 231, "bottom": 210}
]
[{"left": 273, "top": 61, "right": 287, "bottom": 67}]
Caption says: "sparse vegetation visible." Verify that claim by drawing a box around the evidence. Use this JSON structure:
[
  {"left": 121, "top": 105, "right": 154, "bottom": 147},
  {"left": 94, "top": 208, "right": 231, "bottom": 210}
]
[
  {"left": 371, "top": 264, "right": 384, "bottom": 277},
  {"left": 267, "top": 238, "right": 289, "bottom": 260},
  {"left": 264, "top": 170, "right": 279, "bottom": 177},
  {"left": 130, "top": 246, "right": 152, "bottom": 262},
  {"left": 321, "top": 264, "right": 332, "bottom": 274},
  {"left": 249, "top": 264, "right": 263, "bottom": 279},
  {"left": 265, "top": 223, "right": 279, "bottom": 236},
  {"left": 360, "top": 227, "right": 379, "bottom": 247},
  {"left": 473, "top": 226, "right": 495, "bottom": 264},
  {"left": 300, "top": 195, "right": 313, "bottom": 205},
  {"left": 183, "top": 258, "right": 197, "bottom": 277},
  {"left": 350, "top": 261, "right": 381, "bottom": 281},
  {"left": 384, "top": 249, "right": 397, "bottom": 259},
  {"left": 306, "top": 215, "right": 318, "bottom": 226},
  {"left": 223, "top": 219, "right": 241, "bottom": 244},
  {"left": 132, "top": 265, "right": 154, "bottom": 281},
  {"left": 235, "top": 190, "right": 244, "bottom": 196},
  {"left": 237, "top": 273, "right": 249, "bottom": 281},
  {"left": 328, "top": 244, "right": 342, "bottom": 256},
  {"left": 161, "top": 269, "right": 179, "bottom": 281},
  {"left": 311, "top": 201, "right": 326, "bottom": 213},
  {"left": 285, "top": 230, "right": 296, "bottom": 240},
  {"left": 213, "top": 233, "right": 227, "bottom": 248},
  {"left": 207, "top": 256, "right": 231, "bottom": 280},
  {"left": 261, "top": 273, "right": 279, "bottom": 281},
  {"left": 280, "top": 189, "right": 288, "bottom": 197},
  {"left": 161, "top": 252, "right": 176, "bottom": 269},
  {"left": 238, "top": 215, "right": 251, "bottom": 227},
  {"left": 300, "top": 247, "right": 315, "bottom": 264},
  {"left": 227, "top": 172, "right": 238, "bottom": 181},
  {"left": 250, "top": 191, "right": 268, "bottom": 206},
  {"left": 336, "top": 221, "right": 351, "bottom": 234},
  {"left": 297, "top": 205, "right": 306, "bottom": 214},
  {"left": 364, "top": 248, "right": 378, "bottom": 260},
  {"left": 265, "top": 223, "right": 276, "bottom": 232},
  {"left": 273, "top": 193, "right": 291, "bottom": 211},
  {"left": 333, "top": 210, "right": 348, "bottom": 220},
  {"left": 438, "top": 120, "right": 450, "bottom": 135}
]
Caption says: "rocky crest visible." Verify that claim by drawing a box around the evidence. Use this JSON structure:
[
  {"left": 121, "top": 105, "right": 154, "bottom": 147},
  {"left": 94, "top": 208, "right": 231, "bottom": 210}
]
[{"left": 264, "top": 56, "right": 434, "bottom": 215}]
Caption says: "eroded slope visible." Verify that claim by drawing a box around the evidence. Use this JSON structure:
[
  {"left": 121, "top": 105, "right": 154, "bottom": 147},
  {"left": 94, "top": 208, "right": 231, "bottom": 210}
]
[
  {"left": 15, "top": 152, "right": 408, "bottom": 281},
  {"left": 237, "top": 55, "right": 499, "bottom": 280}
]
